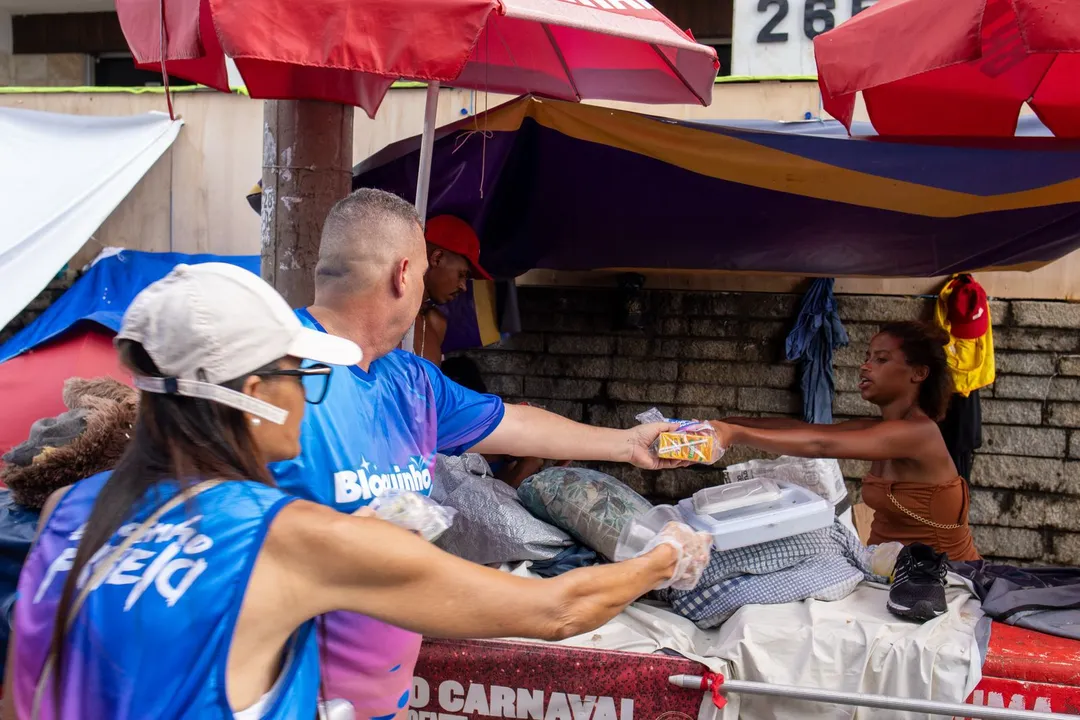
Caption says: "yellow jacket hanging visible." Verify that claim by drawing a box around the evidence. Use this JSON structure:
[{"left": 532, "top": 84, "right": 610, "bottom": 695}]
[{"left": 934, "top": 276, "right": 995, "bottom": 397}]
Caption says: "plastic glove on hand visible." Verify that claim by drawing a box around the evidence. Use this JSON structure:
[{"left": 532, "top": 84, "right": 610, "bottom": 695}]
[
  {"left": 870, "top": 541, "right": 905, "bottom": 579},
  {"left": 643, "top": 521, "right": 713, "bottom": 591},
  {"left": 369, "top": 490, "right": 457, "bottom": 542}
]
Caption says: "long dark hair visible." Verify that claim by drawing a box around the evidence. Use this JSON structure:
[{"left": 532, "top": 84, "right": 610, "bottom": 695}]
[
  {"left": 879, "top": 321, "right": 954, "bottom": 421},
  {"left": 49, "top": 340, "right": 275, "bottom": 710}
]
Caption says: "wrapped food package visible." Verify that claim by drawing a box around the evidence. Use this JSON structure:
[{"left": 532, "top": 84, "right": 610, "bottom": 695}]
[
  {"left": 637, "top": 408, "right": 724, "bottom": 465},
  {"left": 656, "top": 430, "right": 720, "bottom": 464}
]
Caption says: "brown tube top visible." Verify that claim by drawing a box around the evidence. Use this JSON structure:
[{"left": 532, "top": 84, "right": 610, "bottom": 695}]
[{"left": 861, "top": 474, "right": 981, "bottom": 562}]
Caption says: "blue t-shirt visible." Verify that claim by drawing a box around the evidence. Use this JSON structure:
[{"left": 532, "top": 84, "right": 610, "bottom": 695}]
[
  {"left": 268, "top": 308, "right": 504, "bottom": 719},
  {"left": 271, "top": 309, "right": 504, "bottom": 511}
]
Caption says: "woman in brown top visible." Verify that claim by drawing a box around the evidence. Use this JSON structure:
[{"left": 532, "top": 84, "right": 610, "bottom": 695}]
[{"left": 712, "top": 321, "right": 980, "bottom": 562}]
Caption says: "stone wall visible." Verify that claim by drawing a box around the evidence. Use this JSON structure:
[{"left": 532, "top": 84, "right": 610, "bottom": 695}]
[{"left": 465, "top": 286, "right": 1080, "bottom": 565}]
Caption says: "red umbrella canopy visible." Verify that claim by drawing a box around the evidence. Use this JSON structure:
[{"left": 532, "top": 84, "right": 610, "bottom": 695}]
[
  {"left": 116, "top": 0, "right": 719, "bottom": 118},
  {"left": 814, "top": 0, "right": 1080, "bottom": 137}
]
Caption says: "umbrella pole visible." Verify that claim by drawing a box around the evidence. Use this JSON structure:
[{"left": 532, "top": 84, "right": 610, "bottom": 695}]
[
  {"left": 414, "top": 81, "right": 441, "bottom": 227},
  {"left": 669, "top": 674, "right": 1073, "bottom": 720}
]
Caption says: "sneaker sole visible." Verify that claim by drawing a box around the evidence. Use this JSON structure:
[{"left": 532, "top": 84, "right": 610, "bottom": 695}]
[{"left": 887, "top": 599, "right": 946, "bottom": 622}]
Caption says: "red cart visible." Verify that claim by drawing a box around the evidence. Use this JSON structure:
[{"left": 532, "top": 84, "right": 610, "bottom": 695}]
[{"left": 412, "top": 622, "right": 1080, "bottom": 719}]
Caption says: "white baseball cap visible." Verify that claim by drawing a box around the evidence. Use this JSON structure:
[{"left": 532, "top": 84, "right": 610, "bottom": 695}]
[{"left": 117, "top": 262, "right": 361, "bottom": 423}]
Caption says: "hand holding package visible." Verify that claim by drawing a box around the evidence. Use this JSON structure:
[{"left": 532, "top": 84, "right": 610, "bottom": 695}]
[{"left": 636, "top": 408, "right": 724, "bottom": 465}]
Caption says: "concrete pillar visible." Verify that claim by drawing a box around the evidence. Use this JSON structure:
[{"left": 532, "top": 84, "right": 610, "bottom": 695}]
[
  {"left": 0, "top": 11, "right": 13, "bottom": 87},
  {"left": 0, "top": 11, "right": 12, "bottom": 55},
  {"left": 260, "top": 100, "right": 354, "bottom": 307}
]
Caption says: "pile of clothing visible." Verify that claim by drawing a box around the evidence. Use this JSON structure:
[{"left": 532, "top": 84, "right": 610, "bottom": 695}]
[
  {"left": 2, "top": 377, "right": 136, "bottom": 508},
  {"left": 0, "top": 376, "right": 137, "bottom": 676},
  {"left": 430, "top": 456, "right": 602, "bottom": 577},
  {"left": 430, "top": 453, "right": 899, "bottom": 629},
  {"left": 666, "top": 521, "right": 884, "bottom": 628}
]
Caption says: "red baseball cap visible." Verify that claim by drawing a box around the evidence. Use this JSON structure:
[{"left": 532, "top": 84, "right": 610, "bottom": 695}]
[
  {"left": 947, "top": 275, "right": 990, "bottom": 340},
  {"left": 425, "top": 215, "right": 492, "bottom": 281}
]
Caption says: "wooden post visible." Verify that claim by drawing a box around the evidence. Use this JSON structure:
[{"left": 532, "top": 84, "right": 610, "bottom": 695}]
[{"left": 261, "top": 100, "right": 353, "bottom": 307}]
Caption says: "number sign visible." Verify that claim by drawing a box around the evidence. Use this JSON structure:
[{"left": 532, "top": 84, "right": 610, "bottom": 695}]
[{"left": 732, "top": 0, "right": 877, "bottom": 77}]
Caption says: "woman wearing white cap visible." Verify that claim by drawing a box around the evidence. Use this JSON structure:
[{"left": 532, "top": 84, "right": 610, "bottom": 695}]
[{"left": 1, "top": 263, "right": 708, "bottom": 720}]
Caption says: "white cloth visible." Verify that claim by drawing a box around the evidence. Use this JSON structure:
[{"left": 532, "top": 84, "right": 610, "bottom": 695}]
[
  {"left": 401, "top": 318, "right": 416, "bottom": 354},
  {"left": 0, "top": 107, "right": 182, "bottom": 330},
  {"left": 504, "top": 563, "right": 984, "bottom": 720}
]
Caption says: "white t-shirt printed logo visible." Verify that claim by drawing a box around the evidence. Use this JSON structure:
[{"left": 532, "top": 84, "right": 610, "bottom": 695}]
[
  {"left": 34, "top": 517, "right": 215, "bottom": 611},
  {"left": 334, "top": 456, "right": 433, "bottom": 504}
]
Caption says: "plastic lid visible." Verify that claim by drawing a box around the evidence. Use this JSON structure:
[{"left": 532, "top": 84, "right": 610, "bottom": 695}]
[{"left": 692, "top": 478, "right": 783, "bottom": 516}]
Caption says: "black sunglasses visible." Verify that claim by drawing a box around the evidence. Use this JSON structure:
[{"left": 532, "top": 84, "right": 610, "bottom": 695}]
[{"left": 254, "top": 363, "right": 333, "bottom": 404}]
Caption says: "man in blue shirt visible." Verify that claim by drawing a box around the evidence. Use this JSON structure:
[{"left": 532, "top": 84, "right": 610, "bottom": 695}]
[{"left": 271, "top": 189, "right": 679, "bottom": 720}]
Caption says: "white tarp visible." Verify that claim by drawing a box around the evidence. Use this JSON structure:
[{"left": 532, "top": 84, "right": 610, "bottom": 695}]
[
  {"left": 0, "top": 107, "right": 182, "bottom": 331},
  {"left": 505, "top": 562, "right": 985, "bottom": 720}
]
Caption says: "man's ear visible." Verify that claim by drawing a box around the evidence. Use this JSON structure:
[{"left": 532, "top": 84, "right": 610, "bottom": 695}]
[
  {"left": 429, "top": 248, "right": 444, "bottom": 267},
  {"left": 392, "top": 257, "right": 410, "bottom": 298}
]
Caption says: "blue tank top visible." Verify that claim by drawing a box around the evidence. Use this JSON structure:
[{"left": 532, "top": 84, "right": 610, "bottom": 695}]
[{"left": 13, "top": 471, "right": 319, "bottom": 719}]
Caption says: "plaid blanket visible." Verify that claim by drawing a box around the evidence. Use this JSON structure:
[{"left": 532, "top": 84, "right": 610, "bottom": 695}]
[{"left": 667, "top": 521, "right": 885, "bottom": 628}]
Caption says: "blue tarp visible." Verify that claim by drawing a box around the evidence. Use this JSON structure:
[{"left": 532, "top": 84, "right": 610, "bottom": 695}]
[{"left": 0, "top": 251, "right": 258, "bottom": 364}]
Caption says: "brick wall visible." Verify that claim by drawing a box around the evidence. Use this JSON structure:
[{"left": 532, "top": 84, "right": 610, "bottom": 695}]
[{"left": 465, "top": 286, "right": 1080, "bottom": 565}]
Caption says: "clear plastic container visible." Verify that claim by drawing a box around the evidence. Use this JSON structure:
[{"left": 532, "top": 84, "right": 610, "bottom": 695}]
[
  {"left": 678, "top": 481, "right": 834, "bottom": 551},
  {"left": 613, "top": 505, "right": 682, "bottom": 562},
  {"left": 692, "top": 478, "right": 782, "bottom": 515}
]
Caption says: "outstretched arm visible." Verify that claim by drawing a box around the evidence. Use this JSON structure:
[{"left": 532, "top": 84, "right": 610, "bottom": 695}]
[
  {"left": 474, "top": 404, "right": 684, "bottom": 470},
  {"left": 714, "top": 419, "right": 928, "bottom": 461},
  {"left": 723, "top": 417, "right": 879, "bottom": 432},
  {"left": 265, "top": 501, "right": 681, "bottom": 641}
]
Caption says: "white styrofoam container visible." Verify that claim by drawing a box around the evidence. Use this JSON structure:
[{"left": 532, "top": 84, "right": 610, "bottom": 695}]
[
  {"left": 692, "top": 478, "right": 783, "bottom": 515},
  {"left": 678, "top": 480, "right": 834, "bottom": 551}
]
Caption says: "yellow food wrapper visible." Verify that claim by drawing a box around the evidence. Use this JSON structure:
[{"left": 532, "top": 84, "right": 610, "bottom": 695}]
[
  {"left": 656, "top": 431, "right": 720, "bottom": 464},
  {"left": 637, "top": 408, "right": 724, "bottom": 466}
]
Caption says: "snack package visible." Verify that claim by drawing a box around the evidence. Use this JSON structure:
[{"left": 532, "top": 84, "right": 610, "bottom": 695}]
[
  {"left": 369, "top": 490, "right": 457, "bottom": 542},
  {"left": 636, "top": 408, "right": 724, "bottom": 465}
]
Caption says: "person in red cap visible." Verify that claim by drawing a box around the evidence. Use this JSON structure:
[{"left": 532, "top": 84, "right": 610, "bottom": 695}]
[{"left": 401, "top": 215, "right": 493, "bottom": 366}]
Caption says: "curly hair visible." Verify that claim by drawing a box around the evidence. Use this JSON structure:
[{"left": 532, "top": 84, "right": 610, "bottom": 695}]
[{"left": 879, "top": 321, "right": 955, "bottom": 421}]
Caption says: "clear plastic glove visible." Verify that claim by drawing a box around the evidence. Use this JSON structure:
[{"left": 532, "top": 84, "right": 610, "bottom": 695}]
[
  {"left": 369, "top": 490, "right": 457, "bottom": 542},
  {"left": 870, "top": 541, "right": 904, "bottom": 579},
  {"left": 641, "top": 521, "right": 713, "bottom": 591}
]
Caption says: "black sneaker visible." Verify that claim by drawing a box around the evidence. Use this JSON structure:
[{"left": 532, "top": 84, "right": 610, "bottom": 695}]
[{"left": 886, "top": 543, "right": 948, "bottom": 622}]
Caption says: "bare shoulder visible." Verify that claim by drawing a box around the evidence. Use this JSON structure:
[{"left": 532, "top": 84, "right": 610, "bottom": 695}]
[
  {"left": 427, "top": 307, "right": 448, "bottom": 338},
  {"left": 262, "top": 500, "right": 349, "bottom": 559},
  {"left": 907, "top": 413, "right": 945, "bottom": 436}
]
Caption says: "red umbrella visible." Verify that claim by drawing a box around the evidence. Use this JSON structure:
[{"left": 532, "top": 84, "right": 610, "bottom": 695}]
[
  {"left": 115, "top": 0, "right": 719, "bottom": 115},
  {"left": 814, "top": 0, "right": 1080, "bottom": 137},
  {"left": 116, "top": 0, "right": 718, "bottom": 217}
]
